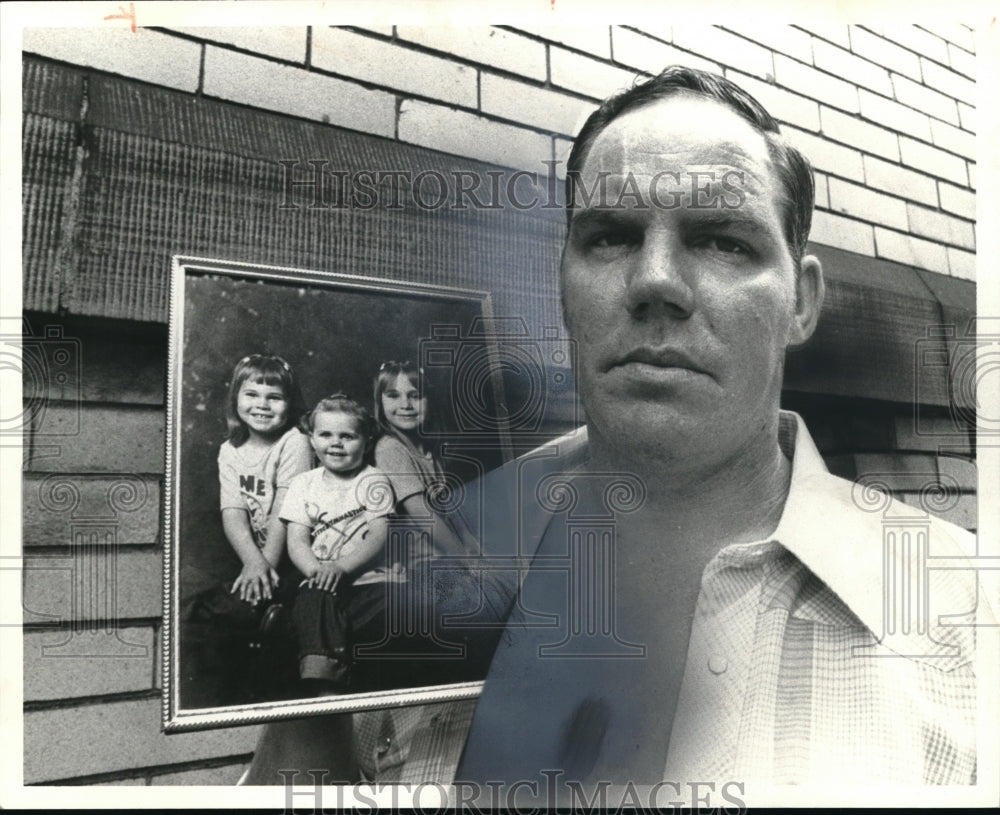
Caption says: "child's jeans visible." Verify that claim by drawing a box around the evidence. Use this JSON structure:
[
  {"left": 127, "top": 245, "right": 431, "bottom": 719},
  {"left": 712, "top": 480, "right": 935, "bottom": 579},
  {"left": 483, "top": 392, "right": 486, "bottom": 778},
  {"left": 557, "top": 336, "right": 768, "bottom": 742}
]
[{"left": 292, "top": 582, "right": 389, "bottom": 691}]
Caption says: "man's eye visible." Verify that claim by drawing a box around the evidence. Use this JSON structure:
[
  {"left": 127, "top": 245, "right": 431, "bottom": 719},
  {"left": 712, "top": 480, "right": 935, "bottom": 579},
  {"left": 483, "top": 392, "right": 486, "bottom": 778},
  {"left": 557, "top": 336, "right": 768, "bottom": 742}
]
[
  {"left": 695, "top": 235, "right": 751, "bottom": 256},
  {"left": 592, "top": 231, "right": 631, "bottom": 247}
]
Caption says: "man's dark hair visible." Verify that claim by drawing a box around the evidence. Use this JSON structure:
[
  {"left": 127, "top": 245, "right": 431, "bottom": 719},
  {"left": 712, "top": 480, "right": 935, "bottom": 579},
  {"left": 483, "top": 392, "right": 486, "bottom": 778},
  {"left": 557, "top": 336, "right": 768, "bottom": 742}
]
[{"left": 565, "top": 65, "right": 815, "bottom": 268}]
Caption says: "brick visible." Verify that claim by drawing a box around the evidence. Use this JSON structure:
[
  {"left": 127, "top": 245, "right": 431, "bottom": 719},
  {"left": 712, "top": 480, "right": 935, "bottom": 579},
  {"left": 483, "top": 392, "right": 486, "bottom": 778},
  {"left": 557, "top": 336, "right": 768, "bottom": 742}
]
[
  {"left": 19, "top": 320, "right": 164, "bottom": 407},
  {"left": 783, "top": 126, "right": 864, "bottom": 182},
  {"left": 722, "top": 23, "right": 813, "bottom": 64},
  {"left": 892, "top": 74, "right": 960, "bottom": 126},
  {"left": 165, "top": 26, "right": 306, "bottom": 63},
  {"left": 858, "top": 89, "right": 932, "bottom": 142},
  {"left": 727, "top": 71, "right": 820, "bottom": 132},
  {"left": 947, "top": 247, "right": 976, "bottom": 281},
  {"left": 813, "top": 40, "right": 892, "bottom": 98},
  {"left": 611, "top": 27, "right": 722, "bottom": 77},
  {"left": 863, "top": 155, "right": 937, "bottom": 207},
  {"left": 311, "top": 27, "right": 476, "bottom": 108},
  {"left": 396, "top": 26, "right": 547, "bottom": 82},
  {"left": 796, "top": 22, "right": 851, "bottom": 49},
  {"left": 150, "top": 762, "right": 249, "bottom": 785},
  {"left": 948, "top": 42, "right": 977, "bottom": 80},
  {"left": 921, "top": 58, "right": 976, "bottom": 106},
  {"left": 398, "top": 99, "right": 552, "bottom": 172},
  {"left": 23, "top": 473, "right": 161, "bottom": 547},
  {"left": 854, "top": 452, "right": 939, "bottom": 481},
  {"left": 849, "top": 26, "right": 921, "bottom": 81},
  {"left": 938, "top": 182, "right": 976, "bottom": 220},
  {"left": 929, "top": 119, "right": 977, "bottom": 160},
  {"left": 895, "top": 415, "right": 972, "bottom": 454},
  {"left": 899, "top": 492, "right": 977, "bottom": 530},
  {"left": 814, "top": 172, "right": 829, "bottom": 208},
  {"left": 480, "top": 73, "right": 595, "bottom": 136},
  {"left": 23, "top": 548, "right": 162, "bottom": 625},
  {"left": 672, "top": 26, "right": 773, "bottom": 79},
  {"left": 549, "top": 47, "right": 638, "bottom": 99},
  {"left": 27, "top": 404, "right": 164, "bottom": 474},
  {"left": 828, "top": 178, "right": 908, "bottom": 230},
  {"left": 203, "top": 47, "right": 395, "bottom": 138},
  {"left": 899, "top": 137, "right": 968, "bottom": 186},
  {"left": 880, "top": 25, "right": 950, "bottom": 64},
  {"left": 874, "top": 227, "right": 949, "bottom": 274},
  {"left": 350, "top": 24, "right": 394, "bottom": 38},
  {"left": 22, "top": 28, "right": 200, "bottom": 93},
  {"left": 23, "top": 698, "right": 260, "bottom": 783},
  {"left": 23, "top": 627, "right": 155, "bottom": 701},
  {"left": 906, "top": 203, "right": 975, "bottom": 249},
  {"left": 809, "top": 210, "right": 875, "bottom": 256},
  {"left": 968, "top": 161, "right": 976, "bottom": 190},
  {"left": 928, "top": 23, "right": 975, "bottom": 54},
  {"left": 514, "top": 25, "right": 612, "bottom": 58},
  {"left": 937, "top": 455, "right": 977, "bottom": 490},
  {"left": 774, "top": 53, "right": 858, "bottom": 113},
  {"left": 820, "top": 107, "right": 899, "bottom": 161},
  {"left": 957, "top": 102, "right": 976, "bottom": 133}
]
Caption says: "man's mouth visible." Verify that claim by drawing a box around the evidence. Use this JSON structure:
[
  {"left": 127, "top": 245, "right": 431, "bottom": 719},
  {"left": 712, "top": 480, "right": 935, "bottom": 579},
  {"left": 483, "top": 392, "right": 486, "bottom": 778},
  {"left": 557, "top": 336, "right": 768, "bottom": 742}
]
[{"left": 610, "top": 347, "right": 707, "bottom": 374}]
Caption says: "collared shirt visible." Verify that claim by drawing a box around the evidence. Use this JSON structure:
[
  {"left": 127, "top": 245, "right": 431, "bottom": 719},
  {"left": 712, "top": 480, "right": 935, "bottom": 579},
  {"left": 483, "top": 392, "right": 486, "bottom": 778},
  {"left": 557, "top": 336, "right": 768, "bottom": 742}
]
[{"left": 351, "top": 412, "right": 982, "bottom": 794}]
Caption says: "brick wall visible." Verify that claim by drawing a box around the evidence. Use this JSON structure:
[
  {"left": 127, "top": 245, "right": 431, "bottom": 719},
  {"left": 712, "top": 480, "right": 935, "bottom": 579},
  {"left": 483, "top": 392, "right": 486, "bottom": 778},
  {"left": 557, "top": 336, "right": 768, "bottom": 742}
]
[
  {"left": 22, "top": 23, "right": 977, "bottom": 279},
  {"left": 19, "top": 22, "right": 978, "bottom": 786}
]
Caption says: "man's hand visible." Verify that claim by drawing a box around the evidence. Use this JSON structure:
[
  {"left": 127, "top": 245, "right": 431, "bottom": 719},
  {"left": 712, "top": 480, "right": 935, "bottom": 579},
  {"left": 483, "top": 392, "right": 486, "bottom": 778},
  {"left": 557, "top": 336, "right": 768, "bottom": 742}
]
[
  {"left": 231, "top": 559, "right": 279, "bottom": 606},
  {"left": 303, "top": 561, "right": 348, "bottom": 594}
]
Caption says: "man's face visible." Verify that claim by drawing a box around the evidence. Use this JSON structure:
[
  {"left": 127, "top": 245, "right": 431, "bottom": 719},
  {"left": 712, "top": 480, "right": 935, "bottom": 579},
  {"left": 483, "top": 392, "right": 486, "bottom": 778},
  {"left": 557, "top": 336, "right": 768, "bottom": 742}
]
[{"left": 561, "top": 94, "right": 820, "bottom": 471}]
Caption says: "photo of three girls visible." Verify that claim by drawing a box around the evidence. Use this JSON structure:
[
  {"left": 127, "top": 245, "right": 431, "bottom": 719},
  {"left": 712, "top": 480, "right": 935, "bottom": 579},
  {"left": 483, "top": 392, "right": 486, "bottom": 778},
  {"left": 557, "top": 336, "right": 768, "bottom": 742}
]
[{"left": 183, "top": 353, "right": 480, "bottom": 706}]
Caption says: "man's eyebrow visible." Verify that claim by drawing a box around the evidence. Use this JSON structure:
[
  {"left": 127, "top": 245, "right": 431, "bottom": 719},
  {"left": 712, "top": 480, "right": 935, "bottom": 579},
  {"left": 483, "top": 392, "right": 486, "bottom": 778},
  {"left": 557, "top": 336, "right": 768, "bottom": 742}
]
[
  {"left": 684, "top": 210, "right": 775, "bottom": 233},
  {"left": 568, "top": 207, "right": 635, "bottom": 230}
]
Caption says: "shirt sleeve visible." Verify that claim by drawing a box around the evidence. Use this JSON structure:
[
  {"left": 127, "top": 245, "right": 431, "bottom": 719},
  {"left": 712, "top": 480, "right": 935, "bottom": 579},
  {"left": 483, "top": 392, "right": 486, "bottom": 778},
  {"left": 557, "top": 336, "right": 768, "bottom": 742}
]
[
  {"left": 356, "top": 469, "right": 396, "bottom": 523},
  {"left": 279, "top": 470, "right": 312, "bottom": 526},
  {"left": 218, "top": 443, "right": 244, "bottom": 511},
  {"left": 275, "top": 429, "right": 314, "bottom": 488},
  {"left": 374, "top": 436, "right": 428, "bottom": 503}
]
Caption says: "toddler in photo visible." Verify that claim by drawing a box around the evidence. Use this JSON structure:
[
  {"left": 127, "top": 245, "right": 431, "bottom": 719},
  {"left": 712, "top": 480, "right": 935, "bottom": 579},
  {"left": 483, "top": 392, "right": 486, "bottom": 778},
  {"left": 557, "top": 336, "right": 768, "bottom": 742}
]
[{"left": 282, "top": 394, "right": 399, "bottom": 693}]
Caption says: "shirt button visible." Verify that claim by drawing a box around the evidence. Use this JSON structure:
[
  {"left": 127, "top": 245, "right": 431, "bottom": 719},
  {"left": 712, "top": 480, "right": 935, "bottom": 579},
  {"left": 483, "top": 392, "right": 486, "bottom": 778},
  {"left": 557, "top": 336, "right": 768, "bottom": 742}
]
[
  {"left": 376, "top": 736, "right": 392, "bottom": 756},
  {"left": 708, "top": 656, "right": 728, "bottom": 675}
]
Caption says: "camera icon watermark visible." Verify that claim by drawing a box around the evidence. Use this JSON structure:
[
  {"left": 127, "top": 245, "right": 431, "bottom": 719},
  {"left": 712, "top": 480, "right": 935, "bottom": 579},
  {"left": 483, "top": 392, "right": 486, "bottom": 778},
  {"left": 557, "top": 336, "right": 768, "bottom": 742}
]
[
  {"left": 1, "top": 319, "right": 82, "bottom": 437},
  {"left": 913, "top": 319, "right": 1000, "bottom": 438},
  {"left": 419, "top": 317, "right": 578, "bottom": 442}
]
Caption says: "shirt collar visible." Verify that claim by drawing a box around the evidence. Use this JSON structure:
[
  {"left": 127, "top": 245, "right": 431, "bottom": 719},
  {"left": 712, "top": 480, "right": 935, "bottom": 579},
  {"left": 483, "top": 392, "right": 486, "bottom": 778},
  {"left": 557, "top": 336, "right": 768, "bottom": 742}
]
[
  {"left": 539, "top": 411, "right": 892, "bottom": 639},
  {"left": 766, "top": 410, "right": 888, "bottom": 637}
]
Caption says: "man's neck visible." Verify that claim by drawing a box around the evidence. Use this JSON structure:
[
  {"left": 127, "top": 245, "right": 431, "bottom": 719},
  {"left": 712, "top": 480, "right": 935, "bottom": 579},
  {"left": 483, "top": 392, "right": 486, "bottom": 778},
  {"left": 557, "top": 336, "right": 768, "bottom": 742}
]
[{"left": 585, "top": 421, "right": 792, "bottom": 551}]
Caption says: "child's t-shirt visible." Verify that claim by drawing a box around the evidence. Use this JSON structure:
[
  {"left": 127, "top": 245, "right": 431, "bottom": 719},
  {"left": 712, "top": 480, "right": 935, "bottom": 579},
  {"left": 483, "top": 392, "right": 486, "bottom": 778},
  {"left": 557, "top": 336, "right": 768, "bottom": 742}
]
[
  {"left": 280, "top": 465, "right": 401, "bottom": 586},
  {"left": 374, "top": 435, "right": 444, "bottom": 504},
  {"left": 218, "top": 428, "right": 314, "bottom": 548}
]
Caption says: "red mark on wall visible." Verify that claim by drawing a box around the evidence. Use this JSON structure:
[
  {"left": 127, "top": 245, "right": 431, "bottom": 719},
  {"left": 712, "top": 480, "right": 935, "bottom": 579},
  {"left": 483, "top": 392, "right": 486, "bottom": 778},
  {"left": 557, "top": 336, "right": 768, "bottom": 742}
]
[{"left": 103, "top": 2, "right": 137, "bottom": 32}]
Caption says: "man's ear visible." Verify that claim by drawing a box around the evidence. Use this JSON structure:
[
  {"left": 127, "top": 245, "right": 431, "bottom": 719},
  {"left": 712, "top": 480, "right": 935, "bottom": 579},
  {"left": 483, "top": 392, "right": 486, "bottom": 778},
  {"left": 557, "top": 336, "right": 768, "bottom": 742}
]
[{"left": 788, "top": 254, "right": 824, "bottom": 347}]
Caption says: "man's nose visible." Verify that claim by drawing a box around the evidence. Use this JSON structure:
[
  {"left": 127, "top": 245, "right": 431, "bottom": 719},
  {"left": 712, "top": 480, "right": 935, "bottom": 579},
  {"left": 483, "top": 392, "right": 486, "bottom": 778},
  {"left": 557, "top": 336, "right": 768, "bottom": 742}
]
[{"left": 624, "top": 236, "right": 695, "bottom": 320}]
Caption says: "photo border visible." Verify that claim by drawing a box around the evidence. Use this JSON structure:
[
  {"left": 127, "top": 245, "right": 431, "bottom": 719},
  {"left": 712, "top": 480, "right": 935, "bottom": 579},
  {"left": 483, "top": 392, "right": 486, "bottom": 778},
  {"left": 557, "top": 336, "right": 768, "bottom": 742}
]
[{"left": 162, "top": 255, "right": 508, "bottom": 732}]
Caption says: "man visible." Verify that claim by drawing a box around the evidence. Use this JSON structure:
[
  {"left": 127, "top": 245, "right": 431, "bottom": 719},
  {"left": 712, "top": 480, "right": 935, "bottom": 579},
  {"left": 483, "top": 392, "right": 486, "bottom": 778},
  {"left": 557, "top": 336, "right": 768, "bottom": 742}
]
[{"left": 246, "top": 66, "right": 980, "bottom": 802}]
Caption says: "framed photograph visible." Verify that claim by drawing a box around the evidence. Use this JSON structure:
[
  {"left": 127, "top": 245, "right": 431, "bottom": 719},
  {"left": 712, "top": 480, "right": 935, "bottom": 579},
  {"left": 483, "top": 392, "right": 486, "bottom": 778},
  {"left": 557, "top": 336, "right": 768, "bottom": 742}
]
[{"left": 163, "top": 256, "right": 513, "bottom": 731}]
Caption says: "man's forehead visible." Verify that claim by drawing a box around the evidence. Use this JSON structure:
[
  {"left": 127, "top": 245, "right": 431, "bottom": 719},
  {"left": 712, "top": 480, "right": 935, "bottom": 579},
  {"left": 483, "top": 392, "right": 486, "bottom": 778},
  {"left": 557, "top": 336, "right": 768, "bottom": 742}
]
[
  {"left": 571, "top": 95, "right": 783, "bottom": 217},
  {"left": 581, "top": 95, "right": 773, "bottom": 177}
]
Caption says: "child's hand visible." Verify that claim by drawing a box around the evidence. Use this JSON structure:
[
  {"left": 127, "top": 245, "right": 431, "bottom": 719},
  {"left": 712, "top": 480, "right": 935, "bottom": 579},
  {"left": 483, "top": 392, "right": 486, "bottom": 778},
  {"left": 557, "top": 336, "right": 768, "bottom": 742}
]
[
  {"left": 303, "top": 562, "right": 347, "bottom": 594},
  {"left": 231, "top": 560, "right": 280, "bottom": 606}
]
